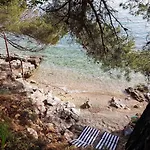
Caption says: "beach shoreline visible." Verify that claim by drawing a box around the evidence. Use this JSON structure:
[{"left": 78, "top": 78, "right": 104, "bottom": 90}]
[
  {"left": 28, "top": 63, "right": 148, "bottom": 150},
  {"left": 0, "top": 52, "right": 148, "bottom": 150},
  {"left": 29, "top": 63, "right": 147, "bottom": 131}
]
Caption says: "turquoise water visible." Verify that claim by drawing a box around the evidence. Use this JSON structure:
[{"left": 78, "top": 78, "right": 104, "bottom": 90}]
[
  {"left": 32, "top": 37, "right": 145, "bottom": 94},
  {"left": 0, "top": 3, "right": 148, "bottom": 93},
  {"left": 117, "top": 10, "right": 150, "bottom": 49}
]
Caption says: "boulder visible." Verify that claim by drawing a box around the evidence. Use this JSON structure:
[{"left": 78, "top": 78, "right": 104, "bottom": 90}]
[
  {"left": 45, "top": 102, "right": 80, "bottom": 132},
  {"left": 0, "top": 71, "right": 8, "bottom": 81},
  {"left": 27, "top": 56, "right": 42, "bottom": 69},
  {"left": 0, "top": 54, "right": 42, "bottom": 80},
  {"left": 144, "top": 93, "right": 150, "bottom": 102},
  {"left": 57, "top": 104, "right": 80, "bottom": 122},
  {"left": 64, "top": 101, "right": 76, "bottom": 108},
  {"left": 23, "top": 83, "right": 81, "bottom": 135},
  {"left": 125, "top": 87, "right": 145, "bottom": 102},
  {"left": 30, "top": 90, "right": 46, "bottom": 115},
  {"left": 27, "top": 127, "right": 38, "bottom": 139},
  {"left": 109, "top": 97, "right": 128, "bottom": 109},
  {"left": 71, "top": 108, "right": 80, "bottom": 117},
  {"left": 45, "top": 93, "right": 61, "bottom": 106},
  {"left": 45, "top": 123, "right": 56, "bottom": 133},
  {"left": 23, "top": 71, "right": 33, "bottom": 79},
  {"left": 136, "top": 84, "right": 149, "bottom": 93},
  {"left": 11, "top": 60, "right": 21, "bottom": 69},
  {"left": 80, "top": 100, "right": 91, "bottom": 109}
]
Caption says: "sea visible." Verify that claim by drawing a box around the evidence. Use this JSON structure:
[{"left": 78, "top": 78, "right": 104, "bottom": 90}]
[{"left": 0, "top": 1, "right": 149, "bottom": 95}]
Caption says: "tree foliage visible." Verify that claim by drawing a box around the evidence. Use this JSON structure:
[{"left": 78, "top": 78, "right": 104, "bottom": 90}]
[
  {"left": 120, "top": 0, "right": 150, "bottom": 45},
  {"left": 0, "top": 0, "right": 26, "bottom": 30},
  {"left": 127, "top": 50, "right": 150, "bottom": 81},
  {"left": 118, "top": 0, "right": 150, "bottom": 81},
  {"left": 42, "top": 0, "right": 150, "bottom": 80},
  {"left": 0, "top": 0, "right": 67, "bottom": 46},
  {"left": 0, "top": 0, "right": 150, "bottom": 80},
  {"left": 120, "top": 0, "right": 150, "bottom": 20},
  {"left": 41, "top": 0, "right": 136, "bottom": 74}
]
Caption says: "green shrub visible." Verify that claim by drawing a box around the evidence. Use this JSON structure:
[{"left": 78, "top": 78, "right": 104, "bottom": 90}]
[{"left": 0, "top": 122, "right": 10, "bottom": 150}]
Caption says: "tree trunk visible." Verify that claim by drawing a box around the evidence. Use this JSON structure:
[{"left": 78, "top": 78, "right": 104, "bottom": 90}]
[{"left": 125, "top": 102, "right": 150, "bottom": 150}]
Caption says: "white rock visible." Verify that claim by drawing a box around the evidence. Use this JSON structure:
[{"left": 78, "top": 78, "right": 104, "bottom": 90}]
[
  {"left": 53, "top": 96, "right": 61, "bottom": 103},
  {"left": 46, "top": 94, "right": 61, "bottom": 106},
  {"left": 23, "top": 62, "right": 35, "bottom": 71},
  {"left": 46, "top": 92, "right": 53, "bottom": 98},
  {"left": 36, "top": 103, "right": 46, "bottom": 113},
  {"left": 64, "top": 101, "right": 76, "bottom": 108},
  {"left": 32, "top": 91, "right": 45, "bottom": 101},
  {"left": 27, "top": 127, "right": 38, "bottom": 139},
  {"left": 71, "top": 108, "right": 80, "bottom": 116},
  {"left": 64, "top": 129, "right": 74, "bottom": 141},
  {"left": 11, "top": 60, "right": 21, "bottom": 69}
]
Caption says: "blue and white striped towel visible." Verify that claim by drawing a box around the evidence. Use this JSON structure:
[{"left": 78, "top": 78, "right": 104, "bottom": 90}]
[
  {"left": 71, "top": 126, "right": 100, "bottom": 148},
  {"left": 96, "top": 132, "right": 119, "bottom": 150}
]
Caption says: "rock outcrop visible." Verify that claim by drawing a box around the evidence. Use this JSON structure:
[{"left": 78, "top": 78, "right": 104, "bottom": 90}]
[
  {"left": 109, "top": 97, "right": 129, "bottom": 109},
  {"left": 80, "top": 100, "right": 91, "bottom": 109},
  {"left": 0, "top": 53, "right": 87, "bottom": 150},
  {"left": 19, "top": 79, "right": 81, "bottom": 139},
  {"left": 125, "top": 84, "right": 150, "bottom": 102},
  {"left": 0, "top": 54, "right": 43, "bottom": 79}
]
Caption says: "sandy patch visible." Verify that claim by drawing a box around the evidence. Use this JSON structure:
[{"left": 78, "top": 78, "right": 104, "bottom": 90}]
[{"left": 29, "top": 65, "right": 147, "bottom": 149}]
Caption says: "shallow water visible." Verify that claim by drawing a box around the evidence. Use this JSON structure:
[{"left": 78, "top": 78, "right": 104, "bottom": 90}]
[
  {"left": 29, "top": 37, "right": 145, "bottom": 95},
  {"left": 0, "top": 1, "right": 148, "bottom": 94}
]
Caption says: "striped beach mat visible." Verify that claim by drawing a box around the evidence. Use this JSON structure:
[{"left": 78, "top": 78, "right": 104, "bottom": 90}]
[
  {"left": 95, "top": 132, "right": 119, "bottom": 150},
  {"left": 70, "top": 126, "right": 100, "bottom": 148}
]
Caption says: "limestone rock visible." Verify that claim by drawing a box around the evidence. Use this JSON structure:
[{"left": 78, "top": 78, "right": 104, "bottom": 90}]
[
  {"left": 144, "top": 93, "right": 150, "bottom": 102},
  {"left": 80, "top": 100, "right": 91, "bottom": 109},
  {"left": 64, "top": 129, "right": 74, "bottom": 141},
  {"left": 57, "top": 104, "right": 80, "bottom": 122},
  {"left": 71, "top": 108, "right": 80, "bottom": 117},
  {"left": 27, "top": 56, "right": 43, "bottom": 69},
  {"left": 46, "top": 123, "right": 56, "bottom": 133},
  {"left": 109, "top": 97, "right": 128, "bottom": 109},
  {"left": 64, "top": 101, "right": 76, "bottom": 108},
  {"left": 125, "top": 87, "right": 145, "bottom": 102},
  {"left": 23, "top": 71, "right": 32, "bottom": 79},
  {"left": 27, "top": 127, "right": 38, "bottom": 139},
  {"left": 45, "top": 93, "right": 61, "bottom": 106},
  {"left": 0, "top": 54, "right": 42, "bottom": 79},
  {"left": 44, "top": 101, "right": 80, "bottom": 132},
  {"left": 11, "top": 60, "right": 21, "bottom": 69},
  {"left": 19, "top": 80, "right": 81, "bottom": 136},
  {"left": 0, "top": 71, "right": 8, "bottom": 81},
  {"left": 136, "top": 84, "right": 149, "bottom": 93}
]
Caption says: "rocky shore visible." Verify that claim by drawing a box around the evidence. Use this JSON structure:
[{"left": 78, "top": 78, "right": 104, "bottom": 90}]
[
  {"left": 0, "top": 53, "right": 149, "bottom": 150},
  {"left": 0, "top": 54, "right": 86, "bottom": 150}
]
